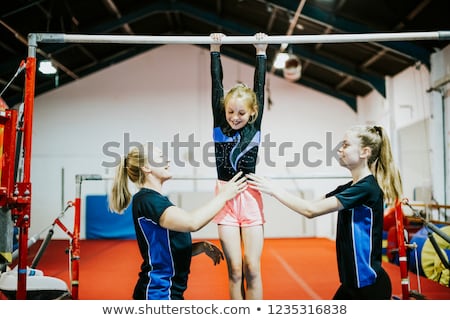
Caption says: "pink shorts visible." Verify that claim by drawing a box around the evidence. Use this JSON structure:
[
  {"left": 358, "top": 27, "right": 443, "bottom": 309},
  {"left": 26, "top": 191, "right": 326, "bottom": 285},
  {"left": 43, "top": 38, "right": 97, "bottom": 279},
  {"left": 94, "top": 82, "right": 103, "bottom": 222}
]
[{"left": 213, "top": 180, "right": 265, "bottom": 227}]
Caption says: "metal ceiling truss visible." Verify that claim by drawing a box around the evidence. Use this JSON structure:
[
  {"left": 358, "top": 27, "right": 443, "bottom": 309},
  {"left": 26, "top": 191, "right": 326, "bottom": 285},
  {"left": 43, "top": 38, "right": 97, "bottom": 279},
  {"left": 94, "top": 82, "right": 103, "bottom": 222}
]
[{"left": 1, "top": 0, "right": 446, "bottom": 111}]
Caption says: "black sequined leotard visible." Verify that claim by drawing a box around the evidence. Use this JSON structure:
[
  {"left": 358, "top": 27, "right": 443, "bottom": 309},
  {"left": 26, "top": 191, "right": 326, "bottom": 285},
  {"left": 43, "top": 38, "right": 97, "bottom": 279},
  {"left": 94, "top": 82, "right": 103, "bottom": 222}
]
[{"left": 210, "top": 51, "right": 266, "bottom": 181}]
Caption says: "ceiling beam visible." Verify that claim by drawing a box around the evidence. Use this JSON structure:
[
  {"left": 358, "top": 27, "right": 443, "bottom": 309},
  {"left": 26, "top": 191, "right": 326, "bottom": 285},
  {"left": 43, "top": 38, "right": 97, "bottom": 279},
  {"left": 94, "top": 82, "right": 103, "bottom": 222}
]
[
  {"left": 175, "top": 1, "right": 371, "bottom": 109},
  {"left": 4, "top": 0, "right": 382, "bottom": 110},
  {"left": 219, "top": 46, "right": 357, "bottom": 111},
  {"left": 32, "top": 0, "right": 365, "bottom": 109},
  {"left": 393, "top": 0, "right": 433, "bottom": 31},
  {"left": 101, "top": 0, "right": 134, "bottom": 34},
  {"left": 42, "top": 0, "right": 385, "bottom": 97},
  {"left": 289, "top": 45, "right": 385, "bottom": 96},
  {"left": 269, "top": 0, "right": 432, "bottom": 68}
]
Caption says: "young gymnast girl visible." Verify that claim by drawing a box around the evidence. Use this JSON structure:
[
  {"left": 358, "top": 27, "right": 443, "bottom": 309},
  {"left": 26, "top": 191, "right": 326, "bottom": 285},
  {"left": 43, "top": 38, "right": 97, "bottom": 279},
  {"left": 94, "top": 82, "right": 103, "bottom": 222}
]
[{"left": 209, "top": 32, "right": 268, "bottom": 299}]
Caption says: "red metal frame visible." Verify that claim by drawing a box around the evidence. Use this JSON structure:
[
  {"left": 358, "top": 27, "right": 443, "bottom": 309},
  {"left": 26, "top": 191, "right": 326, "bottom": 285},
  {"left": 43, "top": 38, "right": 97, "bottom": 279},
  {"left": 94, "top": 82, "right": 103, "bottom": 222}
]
[
  {"left": 15, "top": 57, "right": 35, "bottom": 299},
  {"left": 0, "top": 106, "right": 31, "bottom": 300},
  {"left": 71, "top": 195, "right": 81, "bottom": 300},
  {"left": 0, "top": 109, "right": 18, "bottom": 206},
  {"left": 1, "top": 57, "right": 37, "bottom": 299},
  {"left": 394, "top": 200, "right": 410, "bottom": 299},
  {"left": 10, "top": 52, "right": 84, "bottom": 299},
  {"left": 43, "top": 197, "right": 80, "bottom": 300},
  {"left": 24, "top": 197, "right": 80, "bottom": 299}
]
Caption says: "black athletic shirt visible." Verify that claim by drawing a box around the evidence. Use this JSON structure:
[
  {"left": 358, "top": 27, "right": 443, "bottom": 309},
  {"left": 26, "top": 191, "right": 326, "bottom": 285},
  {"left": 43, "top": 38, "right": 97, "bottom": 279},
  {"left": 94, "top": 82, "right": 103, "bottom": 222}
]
[
  {"left": 326, "top": 175, "right": 385, "bottom": 288},
  {"left": 131, "top": 188, "right": 192, "bottom": 300},
  {"left": 210, "top": 52, "right": 266, "bottom": 181}
]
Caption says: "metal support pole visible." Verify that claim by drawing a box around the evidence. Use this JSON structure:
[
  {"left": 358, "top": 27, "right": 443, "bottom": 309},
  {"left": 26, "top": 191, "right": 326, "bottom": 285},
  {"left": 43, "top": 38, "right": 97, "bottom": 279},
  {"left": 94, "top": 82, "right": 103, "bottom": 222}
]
[
  {"left": 71, "top": 174, "right": 103, "bottom": 299},
  {"left": 15, "top": 33, "right": 37, "bottom": 300},
  {"left": 395, "top": 201, "right": 410, "bottom": 299}
]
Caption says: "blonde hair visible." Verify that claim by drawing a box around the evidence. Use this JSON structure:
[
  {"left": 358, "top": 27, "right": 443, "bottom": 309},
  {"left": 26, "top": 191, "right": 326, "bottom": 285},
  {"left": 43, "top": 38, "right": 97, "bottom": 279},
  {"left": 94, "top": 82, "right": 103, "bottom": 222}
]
[
  {"left": 223, "top": 83, "right": 259, "bottom": 123},
  {"left": 109, "top": 146, "right": 147, "bottom": 214},
  {"left": 350, "top": 125, "right": 403, "bottom": 206}
]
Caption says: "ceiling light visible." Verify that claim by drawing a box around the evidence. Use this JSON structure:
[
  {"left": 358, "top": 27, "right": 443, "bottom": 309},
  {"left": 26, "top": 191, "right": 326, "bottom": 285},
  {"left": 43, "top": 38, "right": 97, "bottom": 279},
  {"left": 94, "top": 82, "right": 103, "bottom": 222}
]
[
  {"left": 273, "top": 52, "right": 290, "bottom": 69},
  {"left": 283, "top": 55, "right": 302, "bottom": 82},
  {"left": 39, "top": 60, "right": 57, "bottom": 75}
]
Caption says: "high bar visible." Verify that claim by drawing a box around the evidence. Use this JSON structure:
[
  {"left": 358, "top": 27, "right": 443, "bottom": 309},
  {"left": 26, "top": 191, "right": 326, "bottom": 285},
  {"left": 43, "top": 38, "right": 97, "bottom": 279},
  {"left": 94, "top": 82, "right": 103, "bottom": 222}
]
[{"left": 33, "top": 31, "right": 450, "bottom": 45}]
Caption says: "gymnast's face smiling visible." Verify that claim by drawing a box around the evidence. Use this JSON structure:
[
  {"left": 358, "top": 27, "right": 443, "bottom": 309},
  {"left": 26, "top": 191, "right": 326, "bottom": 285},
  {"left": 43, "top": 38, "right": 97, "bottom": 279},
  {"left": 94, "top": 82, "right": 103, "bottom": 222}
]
[{"left": 225, "top": 97, "right": 255, "bottom": 131}]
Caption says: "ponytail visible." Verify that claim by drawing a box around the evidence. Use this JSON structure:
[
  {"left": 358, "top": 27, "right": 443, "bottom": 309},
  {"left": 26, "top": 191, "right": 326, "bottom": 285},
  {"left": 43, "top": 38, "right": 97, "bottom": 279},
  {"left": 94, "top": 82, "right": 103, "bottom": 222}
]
[
  {"left": 109, "top": 157, "right": 132, "bottom": 214},
  {"left": 372, "top": 126, "right": 403, "bottom": 206},
  {"left": 109, "top": 146, "right": 147, "bottom": 214}
]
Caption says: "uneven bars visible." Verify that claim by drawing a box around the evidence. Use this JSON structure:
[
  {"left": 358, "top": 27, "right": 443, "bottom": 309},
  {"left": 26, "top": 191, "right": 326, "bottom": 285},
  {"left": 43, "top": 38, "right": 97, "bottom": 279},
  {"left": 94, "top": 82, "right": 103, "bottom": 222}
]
[{"left": 33, "top": 31, "right": 450, "bottom": 45}]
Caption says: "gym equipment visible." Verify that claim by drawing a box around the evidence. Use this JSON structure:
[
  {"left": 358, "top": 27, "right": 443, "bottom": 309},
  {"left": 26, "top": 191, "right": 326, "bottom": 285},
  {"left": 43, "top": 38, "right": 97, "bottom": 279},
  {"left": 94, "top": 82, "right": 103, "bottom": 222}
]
[{"left": 3, "top": 30, "right": 449, "bottom": 299}]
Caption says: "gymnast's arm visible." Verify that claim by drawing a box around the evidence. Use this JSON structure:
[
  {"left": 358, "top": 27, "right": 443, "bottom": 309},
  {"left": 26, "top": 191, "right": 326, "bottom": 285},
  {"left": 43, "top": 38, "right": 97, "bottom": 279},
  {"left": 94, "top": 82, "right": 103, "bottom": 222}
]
[
  {"left": 159, "top": 172, "right": 246, "bottom": 232},
  {"left": 210, "top": 33, "right": 225, "bottom": 126},
  {"left": 253, "top": 33, "right": 268, "bottom": 129},
  {"left": 247, "top": 173, "right": 343, "bottom": 218}
]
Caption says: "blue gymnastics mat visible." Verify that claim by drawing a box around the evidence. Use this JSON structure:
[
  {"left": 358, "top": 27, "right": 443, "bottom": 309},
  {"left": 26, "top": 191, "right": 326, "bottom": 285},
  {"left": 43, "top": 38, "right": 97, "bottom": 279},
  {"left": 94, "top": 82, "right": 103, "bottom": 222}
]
[{"left": 85, "top": 195, "right": 135, "bottom": 239}]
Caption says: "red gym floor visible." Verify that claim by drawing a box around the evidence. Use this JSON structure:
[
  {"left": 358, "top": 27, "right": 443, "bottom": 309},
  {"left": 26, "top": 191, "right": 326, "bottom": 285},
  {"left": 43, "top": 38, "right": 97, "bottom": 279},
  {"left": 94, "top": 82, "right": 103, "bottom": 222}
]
[{"left": 11, "top": 237, "right": 449, "bottom": 300}]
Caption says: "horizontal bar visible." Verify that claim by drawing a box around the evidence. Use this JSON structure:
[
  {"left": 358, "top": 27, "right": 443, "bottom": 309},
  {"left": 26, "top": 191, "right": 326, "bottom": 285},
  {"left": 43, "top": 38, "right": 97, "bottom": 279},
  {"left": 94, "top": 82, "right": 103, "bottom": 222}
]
[
  {"left": 408, "top": 202, "right": 450, "bottom": 209},
  {"left": 75, "top": 175, "right": 351, "bottom": 181},
  {"left": 173, "top": 175, "right": 351, "bottom": 180},
  {"left": 33, "top": 31, "right": 450, "bottom": 45},
  {"left": 75, "top": 174, "right": 103, "bottom": 183}
]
